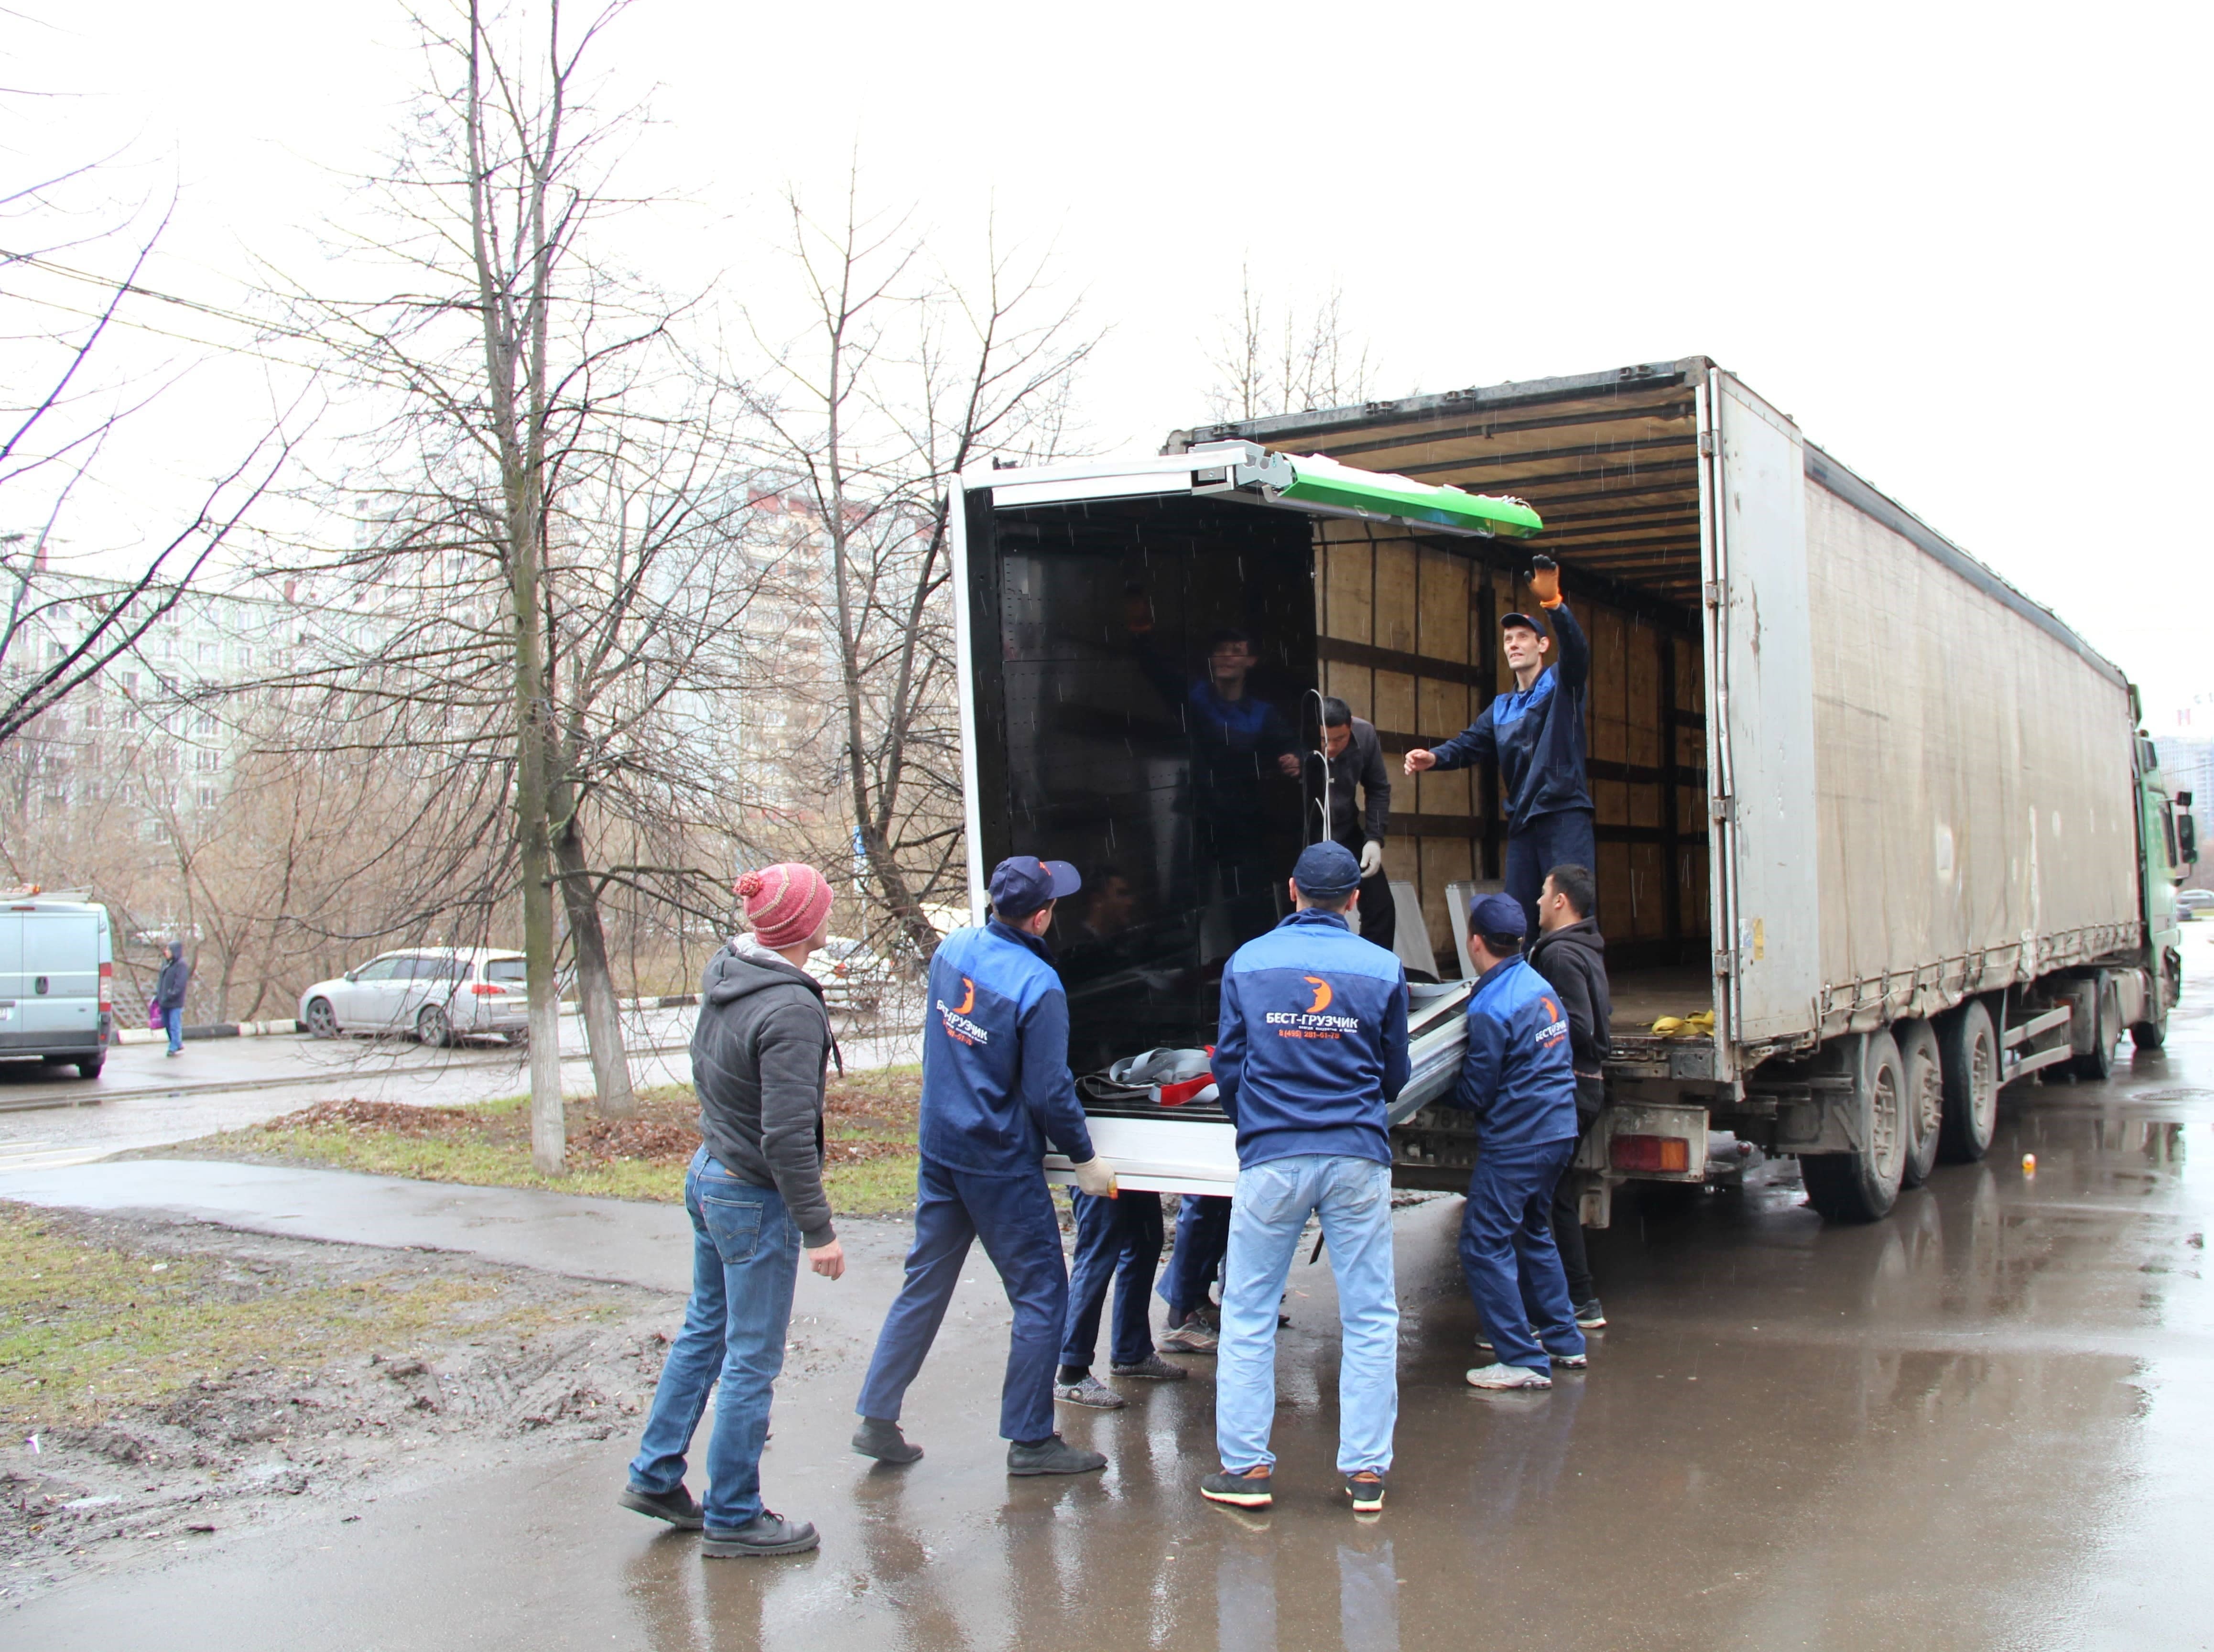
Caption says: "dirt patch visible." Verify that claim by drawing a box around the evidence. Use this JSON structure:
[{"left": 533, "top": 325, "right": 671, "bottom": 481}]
[{"left": 0, "top": 1202, "right": 679, "bottom": 1607}]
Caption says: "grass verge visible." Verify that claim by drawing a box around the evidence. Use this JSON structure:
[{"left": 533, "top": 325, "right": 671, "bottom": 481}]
[{"left": 156, "top": 1069, "right": 922, "bottom": 1218}]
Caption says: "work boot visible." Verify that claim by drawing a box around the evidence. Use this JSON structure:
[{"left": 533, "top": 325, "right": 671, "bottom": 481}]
[
  {"left": 1054, "top": 1374, "right": 1127, "bottom": 1409},
  {"left": 700, "top": 1511, "right": 818, "bottom": 1558},
  {"left": 1110, "top": 1354, "right": 1188, "bottom": 1382},
  {"left": 1200, "top": 1465, "right": 1274, "bottom": 1508},
  {"left": 1159, "top": 1315, "right": 1218, "bottom": 1355},
  {"left": 851, "top": 1416, "right": 923, "bottom": 1464},
  {"left": 1465, "top": 1361, "right": 1552, "bottom": 1391},
  {"left": 1343, "top": 1470, "right": 1387, "bottom": 1514},
  {"left": 617, "top": 1483, "right": 704, "bottom": 1529},
  {"left": 1007, "top": 1434, "right": 1107, "bottom": 1476},
  {"left": 1573, "top": 1298, "right": 1607, "bottom": 1329}
]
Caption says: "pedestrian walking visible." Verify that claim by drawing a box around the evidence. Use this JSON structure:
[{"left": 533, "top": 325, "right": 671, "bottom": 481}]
[
  {"left": 620, "top": 863, "right": 847, "bottom": 1559},
  {"left": 1455, "top": 892, "right": 1587, "bottom": 1391},
  {"left": 1526, "top": 863, "right": 1613, "bottom": 1331},
  {"left": 1402, "top": 554, "right": 1593, "bottom": 940},
  {"left": 1201, "top": 841, "right": 1410, "bottom": 1515},
  {"left": 154, "top": 942, "right": 190, "bottom": 1057},
  {"left": 852, "top": 856, "right": 1117, "bottom": 1477},
  {"left": 1053, "top": 1185, "right": 1185, "bottom": 1409}
]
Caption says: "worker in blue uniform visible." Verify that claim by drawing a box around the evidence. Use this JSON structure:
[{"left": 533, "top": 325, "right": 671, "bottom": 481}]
[
  {"left": 1452, "top": 891, "right": 1588, "bottom": 1391},
  {"left": 1403, "top": 554, "right": 1592, "bottom": 941},
  {"left": 852, "top": 857, "right": 1119, "bottom": 1476}
]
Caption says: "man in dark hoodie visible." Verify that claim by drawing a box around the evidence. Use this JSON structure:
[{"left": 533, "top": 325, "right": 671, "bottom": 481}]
[
  {"left": 1527, "top": 863, "right": 1612, "bottom": 1329},
  {"left": 621, "top": 863, "right": 846, "bottom": 1560},
  {"left": 155, "top": 941, "right": 190, "bottom": 1057}
]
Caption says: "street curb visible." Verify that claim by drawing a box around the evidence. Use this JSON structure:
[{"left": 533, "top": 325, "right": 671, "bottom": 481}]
[{"left": 114, "top": 1017, "right": 305, "bottom": 1046}]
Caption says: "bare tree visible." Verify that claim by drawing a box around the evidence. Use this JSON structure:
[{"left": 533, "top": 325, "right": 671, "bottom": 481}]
[
  {"left": 1203, "top": 267, "right": 1376, "bottom": 423},
  {"left": 750, "top": 178, "right": 1094, "bottom": 962}
]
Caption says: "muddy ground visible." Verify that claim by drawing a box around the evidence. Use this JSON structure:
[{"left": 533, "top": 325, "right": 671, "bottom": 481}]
[{"left": 1, "top": 1204, "right": 696, "bottom": 1607}]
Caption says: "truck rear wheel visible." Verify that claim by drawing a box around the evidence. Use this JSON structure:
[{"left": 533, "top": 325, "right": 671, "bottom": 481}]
[
  {"left": 1896, "top": 1020, "right": 1943, "bottom": 1189},
  {"left": 2071, "top": 976, "right": 2119, "bottom": 1081},
  {"left": 1937, "top": 1000, "right": 1999, "bottom": 1163},
  {"left": 1801, "top": 1030, "right": 1908, "bottom": 1223}
]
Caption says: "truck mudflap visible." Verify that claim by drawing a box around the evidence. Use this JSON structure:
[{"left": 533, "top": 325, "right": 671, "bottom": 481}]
[{"left": 1045, "top": 980, "right": 1473, "bottom": 1195}]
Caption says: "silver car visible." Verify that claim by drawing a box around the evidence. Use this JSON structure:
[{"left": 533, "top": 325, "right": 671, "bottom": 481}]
[
  {"left": 804, "top": 936, "right": 893, "bottom": 1012},
  {"left": 298, "top": 947, "right": 530, "bottom": 1046}
]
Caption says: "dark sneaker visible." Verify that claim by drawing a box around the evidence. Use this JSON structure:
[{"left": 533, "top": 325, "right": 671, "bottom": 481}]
[
  {"left": 1550, "top": 1350, "right": 1589, "bottom": 1370},
  {"left": 1472, "top": 1331, "right": 1494, "bottom": 1354},
  {"left": 618, "top": 1483, "right": 704, "bottom": 1529},
  {"left": 1344, "top": 1470, "right": 1387, "bottom": 1513},
  {"left": 851, "top": 1417, "right": 923, "bottom": 1464},
  {"left": 701, "top": 1511, "right": 818, "bottom": 1557},
  {"left": 1200, "top": 1466, "right": 1274, "bottom": 1508},
  {"left": 1110, "top": 1354, "right": 1188, "bottom": 1382},
  {"left": 1191, "top": 1304, "right": 1222, "bottom": 1333},
  {"left": 1159, "top": 1315, "right": 1219, "bottom": 1355},
  {"left": 1008, "top": 1434, "right": 1108, "bottom": 1476},
  {"left": 1574, "top": 1298, "right": 1607, "bottom": 1329},
  {"left": 1054, "top": 1374, "right": 1127, "bottom": 1409}
]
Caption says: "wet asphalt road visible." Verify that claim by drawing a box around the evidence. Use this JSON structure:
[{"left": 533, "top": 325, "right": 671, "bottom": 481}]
[{"left": 11, "top": 941, "right": 2214, "bottom": 1648}]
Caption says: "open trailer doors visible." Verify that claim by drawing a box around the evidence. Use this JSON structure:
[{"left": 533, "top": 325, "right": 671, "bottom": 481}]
[{"left": 1699, "top": 369, "right": 1823, "bottom": 1057}]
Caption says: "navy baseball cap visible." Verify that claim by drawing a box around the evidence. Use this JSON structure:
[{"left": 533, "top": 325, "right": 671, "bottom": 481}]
[
  {"left": 1500, "top": 611, "right": 1541, "bottom": 633},
  {"left": 990, "top": 856, "right": 1082, "bottom": 919},
  {"left": 1292, "top": 841, "right": 1362, "bottom": 898},
  {"left": 1469, "top": 891, "right": 1527, "bottom": 938}
]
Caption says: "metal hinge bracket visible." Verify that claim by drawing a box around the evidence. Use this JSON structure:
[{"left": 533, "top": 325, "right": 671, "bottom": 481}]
[
  {"left": 1703, "top": 581, "right": 1723, "bottom": 609},
  {"left": 1710, "top": 795, "right": 1736, "bottom": 825},
  {"left": 1697, "top": 430, "right": 1717, "bottom": 457}
]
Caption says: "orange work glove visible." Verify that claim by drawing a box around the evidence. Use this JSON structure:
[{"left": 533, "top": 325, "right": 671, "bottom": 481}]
[{"left": 1528, "top": 553, "right": 1562, "bottom": 609}]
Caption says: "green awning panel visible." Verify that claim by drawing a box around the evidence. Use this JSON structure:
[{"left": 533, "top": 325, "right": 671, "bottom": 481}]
[{"left": 1279, "top": 452, "right": 1544, "bottom": 539}]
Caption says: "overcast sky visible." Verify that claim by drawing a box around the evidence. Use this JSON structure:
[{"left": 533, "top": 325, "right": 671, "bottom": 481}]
[{"left": 11, "top": 0, "right": 2211, "bottom": 723}]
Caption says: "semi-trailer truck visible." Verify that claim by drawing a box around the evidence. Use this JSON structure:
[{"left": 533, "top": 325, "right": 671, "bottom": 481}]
[{"left": 952, "top": 357, "right": 2192, "bottom": 1222}]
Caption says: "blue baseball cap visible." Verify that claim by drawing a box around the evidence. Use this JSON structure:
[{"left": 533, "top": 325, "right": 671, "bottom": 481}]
[
  {"left": 1469, "top": 891, "right": 1527, "bottom": 938},
  {"left": 1292, "top": 841, "right": 1361, "bottom": 899},
  {"left": 989, "top": 856, "right": 1082, "bottom": 919}
]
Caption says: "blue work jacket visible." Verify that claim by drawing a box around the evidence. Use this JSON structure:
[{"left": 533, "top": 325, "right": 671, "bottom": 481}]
[
  {"left": 1454, "top": 955, "right": 1580, "bottom": 1150},
  {"left": 1425, "top": 601, "right": 1592, "bottom": 834},
  {"left": 919, "top": 920, "right": 1096, "bottom": 1177},
  {"left": 1215, "top": 907, "right": 1411, "bottom": 1169}
]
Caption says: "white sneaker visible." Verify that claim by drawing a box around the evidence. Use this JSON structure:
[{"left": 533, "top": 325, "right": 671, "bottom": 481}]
[
  {"left": 1465, "top": 1361, "right": 1552, "bottom": 1391},
  {"left": 1551, "top": 1351, "right": 1588, "bottom": 1370}
]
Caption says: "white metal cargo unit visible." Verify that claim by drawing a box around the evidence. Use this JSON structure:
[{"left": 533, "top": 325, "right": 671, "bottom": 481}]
[{"left": 0, "top": 893, "right": 115, "bottom": 1080}]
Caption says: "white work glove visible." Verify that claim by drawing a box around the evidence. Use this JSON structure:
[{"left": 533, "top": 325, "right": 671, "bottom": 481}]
[
  {"left": 1358, "top": 839, "right": 1385, "bottom": 879},
  {"left": 1072, "top": 1156, "right": 1117, "bottom": 1199}
]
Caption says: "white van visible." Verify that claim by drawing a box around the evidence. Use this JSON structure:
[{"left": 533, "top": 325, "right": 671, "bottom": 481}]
[{"left": 0, "top": 894, "right": 114, "bottom": 1079}]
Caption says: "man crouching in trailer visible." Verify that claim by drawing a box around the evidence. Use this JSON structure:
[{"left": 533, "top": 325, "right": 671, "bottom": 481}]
[
  {"left": 1454, "top": 892, "right": 1588, "bottom": 1391},
  {"left": 1402, "top": 553, "right": 1593, "bottom": 942},
  {"left": 851, "top": 856, "right": 1118, "bottom": 1477}
]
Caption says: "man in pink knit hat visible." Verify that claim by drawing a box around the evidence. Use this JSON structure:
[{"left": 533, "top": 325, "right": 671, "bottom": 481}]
[{"left": 622, "top": 862, "right": 847, "bottom": 1559}]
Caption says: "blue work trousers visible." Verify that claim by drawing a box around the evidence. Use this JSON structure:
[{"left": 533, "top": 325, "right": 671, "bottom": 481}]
[
  {"left": 1217, "top": 1154, "right": 1399, "bottom": 1476},
  {"left": 1459, "top": 1137, "right": 1585, "bottom": 1372},
  {"left": 1060, "top": 1188, "right": 1164, "bottom": 1372},
  {"left": 1158, "top": 1193, "right": 1232, "bottom": 1321},
  {"left": 627, "top": 1149, "right": 801, "bottom": 1531},
  {"left": 1504, "top": 807, "right": 1597, "bottom": 946},
  {"left": 163, "top": 1005, "right": 184, "bottom": 1054},
  {"left": 857, "top": 1157, "right": 1068, "bottom": 1444}
]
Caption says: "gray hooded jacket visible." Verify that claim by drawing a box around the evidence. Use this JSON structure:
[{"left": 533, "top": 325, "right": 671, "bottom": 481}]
[{"left": 690, "top": 935, "right": 836, "bottom": 1248}]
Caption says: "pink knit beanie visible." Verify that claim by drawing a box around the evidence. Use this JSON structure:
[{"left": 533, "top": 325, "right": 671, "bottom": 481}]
[{"left": 737, "top": 863, "right": 833, "bottom": 950}]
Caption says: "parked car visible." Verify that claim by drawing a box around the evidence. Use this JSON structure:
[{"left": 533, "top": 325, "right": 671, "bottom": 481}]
[
  {"left": 804, "top": 936, "right": 891, "bottom": 1012},
  {"left": 0, "top": 893, "right": 112, "bottom": 1078},
  {"left": 299, "top": 947, "right": 529, "bottom": 1046},
  {"left": 2178, "top": 890, "right": 2214, "bottom": 921}
]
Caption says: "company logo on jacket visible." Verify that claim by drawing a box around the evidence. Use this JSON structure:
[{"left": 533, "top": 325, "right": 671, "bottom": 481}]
[
  {"left": 1265, "top": 975, "right": 1362, "bottom": 1040},
  {"left": 1533, "top": 996, "right": 1568, "bottom": 1052},
  {"left": 938, "top": 976, "right": 990, "bottom": 1045}
]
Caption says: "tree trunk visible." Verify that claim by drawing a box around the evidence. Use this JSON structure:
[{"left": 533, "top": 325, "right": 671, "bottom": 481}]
[{"left": 552, "top": 799, "right": 635, "bottom": 1117}]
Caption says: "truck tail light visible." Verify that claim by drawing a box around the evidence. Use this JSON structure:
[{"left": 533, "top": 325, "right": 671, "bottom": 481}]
[
  {"left": 1611, "top": 1134, "right": 1692, "bottom": 1174},
  {"left": 98, "top": 960, "right": 112, "bottom": 1013}
]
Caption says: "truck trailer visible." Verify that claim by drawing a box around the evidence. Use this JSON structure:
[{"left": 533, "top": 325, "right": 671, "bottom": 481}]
[{"left": 951, "top": 357, "right": 2192, "bottom": 1222}]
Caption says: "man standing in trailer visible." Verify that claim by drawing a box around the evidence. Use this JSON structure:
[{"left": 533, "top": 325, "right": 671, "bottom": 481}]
[
  {"left": 1318, "top": 696, "right": 1398, "bottom": 950},
  {"left": 1401, "top": 553, "right": 1592, "bottom": 941},
  {"left": 851, "top": 857, "right": 1119, "bottom": 1477}
]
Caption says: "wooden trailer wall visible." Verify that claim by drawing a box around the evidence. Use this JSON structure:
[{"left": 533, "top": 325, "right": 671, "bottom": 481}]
[{"left": 1312, "top": 515, "right": 1710, "bottom": 972}]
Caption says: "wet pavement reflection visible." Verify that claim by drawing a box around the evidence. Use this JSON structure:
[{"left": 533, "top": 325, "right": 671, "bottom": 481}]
[{"left": 20, "top": 956, "right": 2214, "bottom": 1650}]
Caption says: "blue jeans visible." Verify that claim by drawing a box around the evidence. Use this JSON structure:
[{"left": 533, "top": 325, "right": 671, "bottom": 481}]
[
  {"left": 627, "top": 1149, "right": 800, "bottom": 1532},
  {"left": 1216, "top": 1154, "right": 1399, "bottom": 1475},
  {"left": 856, "top": 1157, "right": 1068, "bottom": 1444},
  {"left": 1504, "top": 808, "right": 1597, "bottom": 945},
  {"left": 1158, "top": 1194, "right": 1231, "bottom": 1320},
  {"left": 1060, "top": 1189, "right": 1164, "bottom": 1372},
  {"left": 1460, "top": 1137, "right": 1585, "bottom": 1371},
  {"left": 163, "top": 1005, "right": 184, "bottom": 1054}
]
